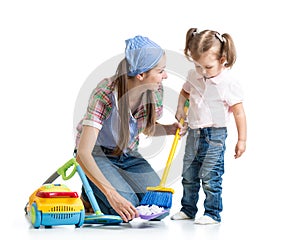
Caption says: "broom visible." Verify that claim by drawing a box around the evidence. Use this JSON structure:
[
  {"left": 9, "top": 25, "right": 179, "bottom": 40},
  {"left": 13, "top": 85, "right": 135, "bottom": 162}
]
[{"left": 140, "top": 99, "right": 189, "bottom": 208}]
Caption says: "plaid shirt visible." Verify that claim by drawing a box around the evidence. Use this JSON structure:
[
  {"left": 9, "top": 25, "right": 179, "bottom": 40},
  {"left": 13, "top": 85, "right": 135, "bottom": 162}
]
[{"left": 76, "top": 77, "right": 163, "bottom": 151}]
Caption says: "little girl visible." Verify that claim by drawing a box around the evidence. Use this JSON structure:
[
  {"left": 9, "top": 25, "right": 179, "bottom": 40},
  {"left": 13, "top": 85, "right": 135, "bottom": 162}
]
[{"left": 171, "top": 28, "right": 247, "bottom": 224}]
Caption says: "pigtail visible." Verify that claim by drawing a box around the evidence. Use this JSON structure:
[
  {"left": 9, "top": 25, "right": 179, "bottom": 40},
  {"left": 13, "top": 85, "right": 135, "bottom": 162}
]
[
  {"left": 221, "top": 33, "right": 237, "bottom": 68},
  {"left": 184, "top": 28, "right": 198, "bottom": 61}
]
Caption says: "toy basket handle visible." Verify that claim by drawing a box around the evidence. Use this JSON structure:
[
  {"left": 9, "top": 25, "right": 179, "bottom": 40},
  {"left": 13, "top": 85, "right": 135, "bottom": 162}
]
[{"left": 57, "top": 158, "right": 77, "bottom": 180}]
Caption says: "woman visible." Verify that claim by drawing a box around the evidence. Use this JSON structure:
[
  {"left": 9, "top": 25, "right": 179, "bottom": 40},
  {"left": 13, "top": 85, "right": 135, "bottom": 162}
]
[{"left": 76, "top": 35, "right": 185, "bottom": 222}]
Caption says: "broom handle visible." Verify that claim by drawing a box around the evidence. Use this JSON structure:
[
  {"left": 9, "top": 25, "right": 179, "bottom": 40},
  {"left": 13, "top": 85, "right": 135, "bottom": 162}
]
[{"left": 159, "top": 99, "right": 189, "bottom": 187}]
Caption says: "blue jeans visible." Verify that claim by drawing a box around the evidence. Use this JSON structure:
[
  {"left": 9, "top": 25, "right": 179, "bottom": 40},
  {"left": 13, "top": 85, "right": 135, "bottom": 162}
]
[
  {"left": 81, "top": 146, "right": 160, "bottom": 215},
  {"left": 180, "top": 127, "right": 227, "bottom": 222}
]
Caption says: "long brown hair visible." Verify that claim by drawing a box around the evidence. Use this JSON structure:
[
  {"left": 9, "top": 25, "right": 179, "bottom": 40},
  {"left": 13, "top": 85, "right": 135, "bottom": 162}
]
[
  {"left": 113, "top": 59, "right": 157, "bottom": 155},
  {"left": 184, "top": 28, "right": 237, "bottom": 68}
]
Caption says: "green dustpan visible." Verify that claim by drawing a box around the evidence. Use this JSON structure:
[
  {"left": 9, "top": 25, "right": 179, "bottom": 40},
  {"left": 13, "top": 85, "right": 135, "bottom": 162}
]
[{"left": 58, "top": 158, "right": 123, "bottom": 225}]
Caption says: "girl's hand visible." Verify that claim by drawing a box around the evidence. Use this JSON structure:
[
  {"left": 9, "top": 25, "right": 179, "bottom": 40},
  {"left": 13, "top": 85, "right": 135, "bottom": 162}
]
[
  {"left": 175, "top": 110, "right": 188, "bottom": 136},
  {"left": 234, "top": 140, "right": 246, "bottom": 158},
  {"left": 106, "top": 189, "right": 139, "bottom": 222},
  {"left": 175, "top": 109, "right": 186, "bottom": 124}
]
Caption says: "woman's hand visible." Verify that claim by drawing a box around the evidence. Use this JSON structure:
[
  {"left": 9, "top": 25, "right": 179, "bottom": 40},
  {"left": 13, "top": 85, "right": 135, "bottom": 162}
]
[
  {"left": 106, "top": 189, "right": 139, "bottom": 222},
  {"left": 179, "top": 121, "right": 188, "bottom": 136},
  {"left": 168, "top": 121, "right": 188, "bottom": 136}
]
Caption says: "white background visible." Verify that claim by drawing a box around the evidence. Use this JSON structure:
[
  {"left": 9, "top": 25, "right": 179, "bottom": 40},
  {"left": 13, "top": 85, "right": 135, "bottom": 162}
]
[{"left": 1, "top": 0, "right": 299, "bottom": 239}]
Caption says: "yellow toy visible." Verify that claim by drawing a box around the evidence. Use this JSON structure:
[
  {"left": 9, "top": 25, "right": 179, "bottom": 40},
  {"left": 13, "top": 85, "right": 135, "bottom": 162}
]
[
  {"left": 27, "top": 183, "right": 84, "bottom": 228},
  {"left": 25, "top": 158, "right": 123, "bottom": 228}
]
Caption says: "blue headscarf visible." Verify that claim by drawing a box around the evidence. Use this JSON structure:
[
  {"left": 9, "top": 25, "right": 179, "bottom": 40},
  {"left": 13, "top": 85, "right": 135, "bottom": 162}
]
[{"left": 125, "top": 35, "right": 164, "bottom": 77}]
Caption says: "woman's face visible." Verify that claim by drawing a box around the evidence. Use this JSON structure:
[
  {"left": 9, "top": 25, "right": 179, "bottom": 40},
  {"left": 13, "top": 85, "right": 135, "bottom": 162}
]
[{"left": 142, "top": 54, "right": 168, "bottom": 90}]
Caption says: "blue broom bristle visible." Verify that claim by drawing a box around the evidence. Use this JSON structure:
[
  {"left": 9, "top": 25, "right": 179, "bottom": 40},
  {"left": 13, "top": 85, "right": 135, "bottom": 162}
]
[{"left": 140, "top": 191, "right": 172, "bottom": 208}]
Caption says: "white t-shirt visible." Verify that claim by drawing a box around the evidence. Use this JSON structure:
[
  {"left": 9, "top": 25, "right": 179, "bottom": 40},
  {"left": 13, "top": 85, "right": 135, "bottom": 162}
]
[{"left": 182, "top": 69, "right": 243, "bottom": 129}]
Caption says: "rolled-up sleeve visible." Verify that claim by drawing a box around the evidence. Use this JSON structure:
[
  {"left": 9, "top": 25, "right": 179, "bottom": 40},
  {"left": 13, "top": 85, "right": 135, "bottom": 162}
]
[{"left": 82, "top": 91, "right": 112, "bottom": 130}]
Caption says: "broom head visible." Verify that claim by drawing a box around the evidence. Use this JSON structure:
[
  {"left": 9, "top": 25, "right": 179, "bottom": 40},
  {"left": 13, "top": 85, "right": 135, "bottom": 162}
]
[{"left": 140, "top": 186, "right": 174, "bottom": 208}]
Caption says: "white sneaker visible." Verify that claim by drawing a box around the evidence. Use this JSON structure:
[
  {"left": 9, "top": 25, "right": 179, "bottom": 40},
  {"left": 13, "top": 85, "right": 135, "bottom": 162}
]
[
  {"left": 194, "top": 215, "right": 219, "bottom": 225},
  {"left": 170, "top": 211, "right": 191, "bottom": 220}
]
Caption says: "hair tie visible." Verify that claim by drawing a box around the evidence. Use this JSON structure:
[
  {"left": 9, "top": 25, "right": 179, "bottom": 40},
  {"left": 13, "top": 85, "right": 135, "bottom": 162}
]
[
  {"left": 192, "top": 28, "right": 201, "bottom": 36},
  {"left": 215, "top": 32, "right": 224, "bottom": 43}
]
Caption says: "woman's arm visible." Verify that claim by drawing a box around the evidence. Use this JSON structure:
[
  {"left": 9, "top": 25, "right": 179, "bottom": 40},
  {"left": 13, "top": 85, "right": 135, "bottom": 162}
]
[
  {"left": 76, "top": 125, "right": 138, "bottom": 222},
  {"left": 154, "top": 122, "right": 183, "bottom": 136},
  {"left": 231, "top": 102, "right": 247, "bottom": 159}
]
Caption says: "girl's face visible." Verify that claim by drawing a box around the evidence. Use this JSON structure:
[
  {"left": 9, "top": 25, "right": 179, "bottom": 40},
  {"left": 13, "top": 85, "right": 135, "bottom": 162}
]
[
  {"left": 194, "top": 51, "right": 225, "bottom": 79},
  {"left": 142, "top": 54, "right": 168, "bottom": 90}
]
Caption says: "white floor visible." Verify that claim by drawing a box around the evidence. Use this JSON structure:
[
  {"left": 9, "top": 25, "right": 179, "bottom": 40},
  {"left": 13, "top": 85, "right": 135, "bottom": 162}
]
[
  {"left": 4, "top": 177, "right": 299, "bottom": 240},
  {"left": 3, "top": 120, "right": 299, "bottom": 240}
]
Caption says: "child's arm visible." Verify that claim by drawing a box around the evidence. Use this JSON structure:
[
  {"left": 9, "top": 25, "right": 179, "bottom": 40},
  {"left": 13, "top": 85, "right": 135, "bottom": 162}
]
[
  {"left": 153, "top": 89, "right": 190, "bottom": 137},
  {"left": 176, "top": 89, "right": 190, "bottom": 121},
  {"left": 231, "top": 102, "right": 247, "bottom": 158}
]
